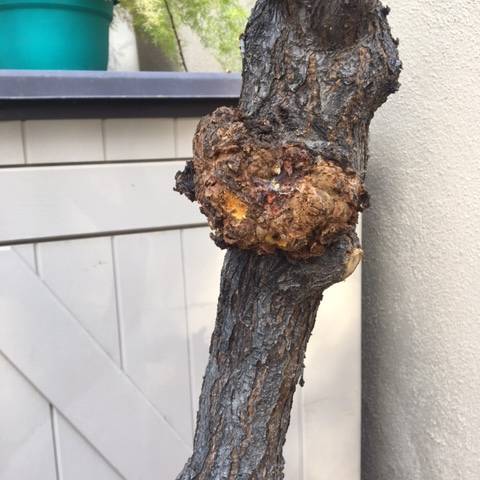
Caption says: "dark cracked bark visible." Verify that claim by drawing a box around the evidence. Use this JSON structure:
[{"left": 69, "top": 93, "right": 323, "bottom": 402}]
[{"left": 175, "top": 1, "right": 400, "bottom": 478}]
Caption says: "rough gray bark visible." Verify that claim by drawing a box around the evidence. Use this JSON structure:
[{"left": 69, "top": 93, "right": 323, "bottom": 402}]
[
  {"left": 239, "top": 0, "right": 400, "bottom": 176},
  {"left": 175, "top": 1, "right": 400, "bottom": 478}
]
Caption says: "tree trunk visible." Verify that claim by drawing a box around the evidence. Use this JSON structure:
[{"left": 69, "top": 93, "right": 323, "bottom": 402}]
[{"left": 175, "top": 1, "right": 401, "bottom": 478}]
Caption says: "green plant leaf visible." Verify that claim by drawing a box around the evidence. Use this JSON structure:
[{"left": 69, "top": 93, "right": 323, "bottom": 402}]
[{"left": 120, "top": 0, "right": 248, "bottom": 71}]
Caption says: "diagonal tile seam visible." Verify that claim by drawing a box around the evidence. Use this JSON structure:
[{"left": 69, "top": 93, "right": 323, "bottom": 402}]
[{"left": 6, "top": 248, "right": 194, "bottom": 453}]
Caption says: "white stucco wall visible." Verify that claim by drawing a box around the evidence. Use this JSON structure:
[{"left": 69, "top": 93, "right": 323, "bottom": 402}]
[{"left": 364, "top": 1, "right": 480, "bottom": 479}]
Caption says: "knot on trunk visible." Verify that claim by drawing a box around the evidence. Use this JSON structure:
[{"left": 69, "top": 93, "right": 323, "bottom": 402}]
[{"left": 175, "top": 107, "right": 368, "bottom": 260}]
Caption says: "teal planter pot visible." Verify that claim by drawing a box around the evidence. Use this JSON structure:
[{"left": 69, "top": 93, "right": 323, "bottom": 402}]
[{"left": 0, "top": 0, "right": 114, "bottom": 70}]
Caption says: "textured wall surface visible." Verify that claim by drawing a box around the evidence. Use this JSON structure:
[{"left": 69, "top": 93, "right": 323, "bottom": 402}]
[{"left": 364, "top": 1, "right": 480, "bottom": 479}]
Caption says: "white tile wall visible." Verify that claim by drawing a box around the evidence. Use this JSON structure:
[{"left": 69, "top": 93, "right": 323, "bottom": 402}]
[
  {"left": 0, "top": 353, "right": 57, "bottom": 480},
  {"left": 284, "top": 390, "right": 303, "bottom": 480},
  {"left": 13, "top": 244, "right": 36, "bottom": 270},
  {"left": 56, "top": 413, "right": 123, "bottom": 480},
  {"left": 0, "top": 121, "right": 24, "bottom": 165},
  {"left": 114, "top": 230, "right": 193, "bottom": 445},
  {"left": 0, "top": 118, "right": 195, "bottom": 165},
  {"left": 24, "top": 119, "right": 104, "bottom": 164},
  {"left": 175, "top": 118, "right": 199, "bottom": 158},
  {"left": 303, "top": 262, "right": 362, "bottom": 480},
  {"left": 0, "top": 115, "right": 361, "bottom": 480},
  {"left": 181, "top": 228, "right": 224, "bottom": 406},
  {"left": 2, "top": 234, "right": 361, "bottom": 480},
  {"left": 0, "top": 248, "right": 190, "bottom": 480},
  {"left": 0, "top": 161, "right": 204, "bottom": 244},
  {"left": 104, "top": 118, "right": 175, "bottom": 160},
  {"left": 36, "top": 237, "right": 121, "bottom": 364}
]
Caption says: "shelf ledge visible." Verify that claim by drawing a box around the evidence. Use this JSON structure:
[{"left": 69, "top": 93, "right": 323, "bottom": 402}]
[{"left": 0, "top": 71, "right": 241, "bottom": 120}]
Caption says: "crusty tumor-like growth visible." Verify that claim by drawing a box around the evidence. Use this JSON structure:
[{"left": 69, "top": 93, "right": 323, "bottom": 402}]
[{"left": 176, "top": 107, "right": 368, "bottom": 259}]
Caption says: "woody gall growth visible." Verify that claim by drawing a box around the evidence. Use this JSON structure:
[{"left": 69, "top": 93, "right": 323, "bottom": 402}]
[
  {"left": 177, "top": 107, "right": 369, "bottom": 259},
  {"left": 175, "top": 0, "right": 401, "bottom": 478}
]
